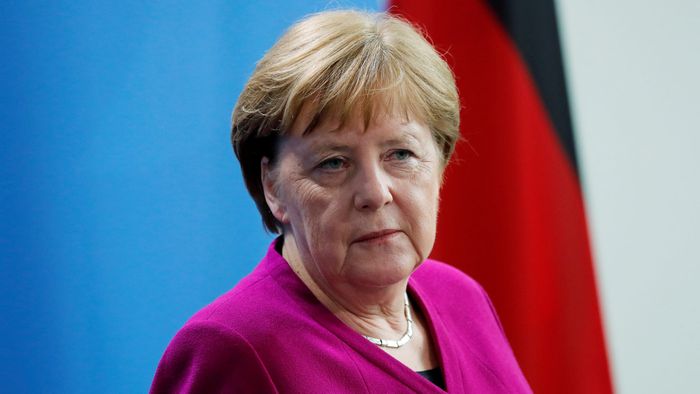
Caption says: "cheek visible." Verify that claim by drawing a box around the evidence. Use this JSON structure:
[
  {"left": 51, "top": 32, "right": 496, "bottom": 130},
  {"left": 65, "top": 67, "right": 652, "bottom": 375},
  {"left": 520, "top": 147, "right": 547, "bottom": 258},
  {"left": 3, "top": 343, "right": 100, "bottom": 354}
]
[
  {"left": 283, "top": 176, "right": 346, "bottom": 241},
  {"left": 418, "top": 185, "right": 440, "bottom": 233},
  {"left": 402, "top": 176, "right": 441, "bottom": 254},
  {"left": 414, "top": 164, "right": 441, "bottom": 216},
  {"left": 285, "top": 179, "right": 352, "bottom": 274},
  {"left": 283, "top": 178, "right": 324, "bottom": 223}
]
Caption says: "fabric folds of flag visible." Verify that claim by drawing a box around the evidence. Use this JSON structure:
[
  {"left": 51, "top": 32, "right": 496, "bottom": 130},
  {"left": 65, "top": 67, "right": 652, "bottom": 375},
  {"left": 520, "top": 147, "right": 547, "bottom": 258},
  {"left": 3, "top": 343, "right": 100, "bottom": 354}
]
[{"left": 388, "top": 1, "right": 614, "bottom": 393}]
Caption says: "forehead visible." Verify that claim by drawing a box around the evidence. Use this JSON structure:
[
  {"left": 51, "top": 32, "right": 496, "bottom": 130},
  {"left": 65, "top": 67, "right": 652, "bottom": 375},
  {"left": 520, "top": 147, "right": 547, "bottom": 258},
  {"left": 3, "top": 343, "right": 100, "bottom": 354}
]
[
  {"left": 293, "top": 90, "right": 432, "bottom": 131},
  {"left": 287, "top": 108, "right": 429, "bottom": 150},
  {"left": 290, "top": 98, "right": 427, "bottom": 136}
]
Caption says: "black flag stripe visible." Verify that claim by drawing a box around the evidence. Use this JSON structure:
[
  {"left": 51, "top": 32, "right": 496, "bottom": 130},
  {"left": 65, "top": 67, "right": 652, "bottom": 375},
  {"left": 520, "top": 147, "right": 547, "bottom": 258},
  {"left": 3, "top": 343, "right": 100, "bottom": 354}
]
[{"left": 484, "top": 0, "right": 579, "bottom": 175}]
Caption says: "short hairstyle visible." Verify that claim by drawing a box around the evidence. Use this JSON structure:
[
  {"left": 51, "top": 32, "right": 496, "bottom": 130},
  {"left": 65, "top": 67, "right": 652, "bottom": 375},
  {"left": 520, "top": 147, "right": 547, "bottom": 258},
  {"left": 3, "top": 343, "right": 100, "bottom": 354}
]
[{"left": 231, "top": 10, "right": 460, "bottom": 233}]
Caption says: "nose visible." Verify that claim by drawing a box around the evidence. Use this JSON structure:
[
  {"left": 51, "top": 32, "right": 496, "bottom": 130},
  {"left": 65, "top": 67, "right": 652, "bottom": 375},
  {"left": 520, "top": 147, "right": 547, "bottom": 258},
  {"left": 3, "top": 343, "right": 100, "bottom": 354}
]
[{"left": 353, "top": 163, "right": 393, "bottom": 211}]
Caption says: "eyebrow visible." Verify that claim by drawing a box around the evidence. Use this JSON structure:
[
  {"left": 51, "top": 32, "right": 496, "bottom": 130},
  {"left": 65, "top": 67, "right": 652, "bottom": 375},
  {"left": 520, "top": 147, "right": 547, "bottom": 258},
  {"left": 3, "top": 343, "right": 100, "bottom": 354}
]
[
  {"left": 305, "top": 141, "right": 353, "bottom": 155},
  {"left": 381, "top": 133, "right": 421, "bottom": 147},
  {"left": 302, "top": 121, "right": 426, "bottom": 154},
  {"left": 307, "top": 128, "right": 424, "bottom": 153}
]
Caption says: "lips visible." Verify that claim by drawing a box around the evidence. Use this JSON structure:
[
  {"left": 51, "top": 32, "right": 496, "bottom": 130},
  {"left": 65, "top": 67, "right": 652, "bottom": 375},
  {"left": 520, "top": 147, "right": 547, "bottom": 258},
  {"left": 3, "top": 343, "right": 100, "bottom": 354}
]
[{"left": 353, "top": 229, "right": 401, "bottom": 243}]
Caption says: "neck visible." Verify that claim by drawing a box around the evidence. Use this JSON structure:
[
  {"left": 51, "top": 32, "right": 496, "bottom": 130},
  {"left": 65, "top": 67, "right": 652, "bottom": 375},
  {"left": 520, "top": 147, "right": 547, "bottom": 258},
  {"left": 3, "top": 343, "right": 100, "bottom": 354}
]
[{"left": 281, "top": 232, "right": 409, "bottom": 338}]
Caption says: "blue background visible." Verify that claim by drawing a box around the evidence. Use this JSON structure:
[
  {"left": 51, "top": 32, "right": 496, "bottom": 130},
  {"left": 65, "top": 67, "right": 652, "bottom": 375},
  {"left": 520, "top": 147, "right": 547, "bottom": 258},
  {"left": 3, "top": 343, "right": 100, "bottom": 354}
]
[{"left": 1, "top": 1, "right": 381, "bottom": 392}]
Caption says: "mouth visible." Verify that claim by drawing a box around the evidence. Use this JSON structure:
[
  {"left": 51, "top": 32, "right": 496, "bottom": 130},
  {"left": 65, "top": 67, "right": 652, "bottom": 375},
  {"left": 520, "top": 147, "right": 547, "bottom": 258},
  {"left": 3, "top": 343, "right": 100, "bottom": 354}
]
[{"left": 353, "top": 229, "right": 401, "bottom": 244}]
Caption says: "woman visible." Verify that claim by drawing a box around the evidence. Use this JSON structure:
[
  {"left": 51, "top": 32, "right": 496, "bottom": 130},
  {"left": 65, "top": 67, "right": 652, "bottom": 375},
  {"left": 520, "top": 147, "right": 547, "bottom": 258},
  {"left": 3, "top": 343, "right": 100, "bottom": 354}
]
[{"left": 151, "top": 10, "right": 530, "bottom": 393}]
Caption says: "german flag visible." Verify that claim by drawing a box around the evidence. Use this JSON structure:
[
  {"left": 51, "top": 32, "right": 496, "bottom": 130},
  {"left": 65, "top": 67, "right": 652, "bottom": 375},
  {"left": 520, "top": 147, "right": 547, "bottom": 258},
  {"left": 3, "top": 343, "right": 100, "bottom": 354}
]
[{"left": 389, "top": 1, "right": 614, "bottom": 392}]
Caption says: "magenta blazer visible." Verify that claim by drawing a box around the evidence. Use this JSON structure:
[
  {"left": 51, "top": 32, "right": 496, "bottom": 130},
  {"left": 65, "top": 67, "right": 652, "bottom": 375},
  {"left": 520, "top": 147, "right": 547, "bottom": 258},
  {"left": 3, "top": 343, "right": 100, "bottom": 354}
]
[{"left": 150, "top": 241, "right": 531, "bottom": 393}]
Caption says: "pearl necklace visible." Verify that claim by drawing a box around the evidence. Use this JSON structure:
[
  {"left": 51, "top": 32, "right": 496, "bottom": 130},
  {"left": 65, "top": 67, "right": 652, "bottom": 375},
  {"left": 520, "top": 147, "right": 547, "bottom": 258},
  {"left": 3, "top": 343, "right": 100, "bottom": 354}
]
[{"left": 361, "top": 293, "right": 414, "bottom": 348}]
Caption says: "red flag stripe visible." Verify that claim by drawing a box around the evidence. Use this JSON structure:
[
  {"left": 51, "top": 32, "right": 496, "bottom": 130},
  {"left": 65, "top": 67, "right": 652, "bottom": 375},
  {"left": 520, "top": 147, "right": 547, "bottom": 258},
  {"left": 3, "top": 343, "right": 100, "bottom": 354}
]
[{"left": 389, "top": 1, "right": 614, "bottom": 393}]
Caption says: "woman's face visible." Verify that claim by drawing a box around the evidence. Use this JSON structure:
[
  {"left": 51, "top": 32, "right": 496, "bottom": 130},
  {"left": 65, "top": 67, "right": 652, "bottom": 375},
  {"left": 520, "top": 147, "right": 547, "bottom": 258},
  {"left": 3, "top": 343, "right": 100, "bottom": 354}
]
[{"left": 264, "top": 109, "right": 443, "bottom": 290}]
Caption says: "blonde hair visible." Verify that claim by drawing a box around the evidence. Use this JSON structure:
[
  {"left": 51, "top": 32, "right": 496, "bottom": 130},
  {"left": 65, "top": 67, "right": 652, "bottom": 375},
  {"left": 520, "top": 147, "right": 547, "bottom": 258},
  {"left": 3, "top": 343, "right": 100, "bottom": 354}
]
[{"left": 232, "top": 9, "right": 460, "bottom": 233}]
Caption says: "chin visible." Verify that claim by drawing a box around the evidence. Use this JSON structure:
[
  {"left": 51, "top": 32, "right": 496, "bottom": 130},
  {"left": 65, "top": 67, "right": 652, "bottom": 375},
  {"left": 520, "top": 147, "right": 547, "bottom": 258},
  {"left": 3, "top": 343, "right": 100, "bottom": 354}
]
[{"left": 343, "top": 254, "right": 419, "bottom": 288}]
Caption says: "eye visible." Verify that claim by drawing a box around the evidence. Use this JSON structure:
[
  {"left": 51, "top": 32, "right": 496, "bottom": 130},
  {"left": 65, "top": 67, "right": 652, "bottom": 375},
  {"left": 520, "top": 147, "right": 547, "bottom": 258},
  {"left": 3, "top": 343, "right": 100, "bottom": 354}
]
[
  {"left": 317, "top": 157, "right": 347, "bottom": 171},
  {"left": 389, "top": 149, "right": 414, "bottom": 161}
]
